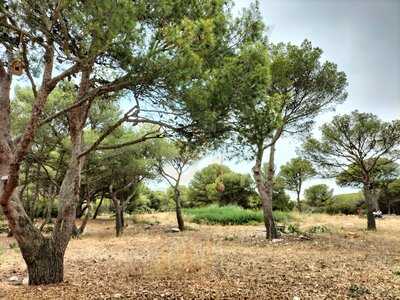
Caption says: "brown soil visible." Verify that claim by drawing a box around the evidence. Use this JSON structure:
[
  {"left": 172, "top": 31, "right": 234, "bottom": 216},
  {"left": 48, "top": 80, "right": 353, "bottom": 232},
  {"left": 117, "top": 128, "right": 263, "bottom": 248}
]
[{"left": 0, "top": 213, "right": 399, "bottom": 299}]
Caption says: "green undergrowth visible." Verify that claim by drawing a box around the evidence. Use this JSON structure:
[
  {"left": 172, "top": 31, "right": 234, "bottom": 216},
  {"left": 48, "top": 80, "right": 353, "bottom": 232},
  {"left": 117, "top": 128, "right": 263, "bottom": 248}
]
[{"left": 184, "top": 205, "right": 293, "bottom": 225}]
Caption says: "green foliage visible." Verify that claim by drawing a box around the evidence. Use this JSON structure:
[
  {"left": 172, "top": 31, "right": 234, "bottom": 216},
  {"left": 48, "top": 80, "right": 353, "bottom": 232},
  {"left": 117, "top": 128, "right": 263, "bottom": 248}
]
[
  {"left": 303, "top": 111, "right": 400, "bottom": 181},
  {"left": 286, "top": 223, "right": 302, "bottom": 234},
  {"left": 185, "top": 205, "right": 262, "bottom": 225},
  {"left": 188, "top": 164, "right": 257, "bottom": 208},
  {"left": 325, "top": 193, "right": 364, "bottom": 215},
  {"left": 336, "top": 159, "right": 399, "bottom": 188},
  {"left": 307, "top": 225, "right": 330, "bottom": 234},
  {"left": 279, "top": 158, "right": 316, "bottom": 195},
  {"left": 215, "top": 172, "right": 257, "bottom": 208},
  {"left": 220, "top": 39, "right": 348, "bottom": 160},
  {"left": 272, "top": 177, "right": 294, "bottom": 211},
  {"left": 0, "top": 221, "right": 8, "bottom": 234},
  {"left": 184, "top": 205, "right": 292, "bottom": 225},
  {"left": 272, "top": 210, "right": 293, "bottom": 224},
  {"left": 304, "top": 184, "right": 333, "bottom": 207},
  {"left": 189, "top": 164, "right": 231, "bottom": 205}
]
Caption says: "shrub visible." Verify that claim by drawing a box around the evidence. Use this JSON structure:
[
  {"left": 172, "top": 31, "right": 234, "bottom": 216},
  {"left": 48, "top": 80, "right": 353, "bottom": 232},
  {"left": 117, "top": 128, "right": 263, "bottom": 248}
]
[
  {"left": 304, "top": 184, "right": 333, "bottom": 207},
  {"left": 184, "top": 205, "right": 292, "bottom": 225},
  {"left": 325, "top": 193, "right": 364, "bottom": 215},
  {"left": 273, "top": 210, "right": 293, "bottom": 223},
  {"left": 286, "top": 223, "right": 302, "bottom": 234},
  {"left": 308, "top": 225, "right": 330, "bottom": 234}
]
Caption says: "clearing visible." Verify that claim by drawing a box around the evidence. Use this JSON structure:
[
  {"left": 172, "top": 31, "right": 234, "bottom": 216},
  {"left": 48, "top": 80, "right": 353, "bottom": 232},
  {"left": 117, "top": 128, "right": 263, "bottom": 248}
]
[{"left": 0, "top": 213, "right": 399, "bottom": 299}]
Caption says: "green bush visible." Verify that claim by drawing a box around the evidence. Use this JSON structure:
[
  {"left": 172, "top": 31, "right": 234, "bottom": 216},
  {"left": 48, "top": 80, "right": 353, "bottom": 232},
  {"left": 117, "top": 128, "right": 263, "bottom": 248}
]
[
  {"left": 308, "top": 224, "right": 330, "bottom": 234},
  {"left": 325, "top": 193, "right": 364, "bottom": 215},
  {"left": 273, "top": 210, "right": 293, "bottom": 223},
  {"left": 184, "top": 205, "right": 292, "bottom": 225},
  {"left": 286, "top": 223, "right": 302, "bottom": 234}
]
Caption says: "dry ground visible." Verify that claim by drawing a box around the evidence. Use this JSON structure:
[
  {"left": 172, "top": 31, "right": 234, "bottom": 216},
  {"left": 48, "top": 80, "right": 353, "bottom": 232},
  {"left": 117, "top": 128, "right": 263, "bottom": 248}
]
[{"left": 0, "top": 213, "right": 399, "bottom": 299}]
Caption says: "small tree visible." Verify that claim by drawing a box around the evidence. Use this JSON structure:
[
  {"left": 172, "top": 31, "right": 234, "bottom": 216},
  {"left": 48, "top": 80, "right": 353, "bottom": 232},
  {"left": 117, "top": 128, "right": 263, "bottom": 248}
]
[
  {"left": 279, "top": 157, "right": 316, "bottom": 212},
  {"left": 157, "top": 140, "right": 201, "bottom": 231},
  {"left": 304, "top": 184, "right": 333, "bottom": 207},
  {"left": 188, "top": 164, "right": 232, "bottom": 206},
  {"left": 303, "top": 111, "right": 400, "bottom": 230}
]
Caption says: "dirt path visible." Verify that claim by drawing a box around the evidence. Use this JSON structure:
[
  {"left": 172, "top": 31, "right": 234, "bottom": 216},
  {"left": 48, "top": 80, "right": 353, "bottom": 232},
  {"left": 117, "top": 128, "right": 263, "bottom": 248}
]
[{"left": 0, "top": 214, "right": 399, "bottom": 299}]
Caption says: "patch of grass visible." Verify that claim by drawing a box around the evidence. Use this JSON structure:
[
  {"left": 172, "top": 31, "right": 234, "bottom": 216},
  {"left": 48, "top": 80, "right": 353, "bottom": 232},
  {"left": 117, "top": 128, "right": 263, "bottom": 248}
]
[
  {"left": 348, "top": 284, "right": 370, "bottom": 298},
  {"left": 307, "top": 224, "right": 331, "bottom": 234},
  {"left": 184, "top": 205, "right": 292, "bottom": 225}
]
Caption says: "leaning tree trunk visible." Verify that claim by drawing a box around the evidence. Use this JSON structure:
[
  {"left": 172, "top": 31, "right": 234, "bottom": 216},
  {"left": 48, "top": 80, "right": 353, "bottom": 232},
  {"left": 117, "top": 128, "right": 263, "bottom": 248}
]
[
  {"left": 92, "top": 193, "right": 104, "bottom": 220},
  {"left": 253, "top": 145, "right": 279, "bottom": 240},
  {"left": 46, "top": 128, "right": 84, "bottom": 283},
  {"left": 174, "top": 188, "right": 185, "bottom": 231},
  {"left": 0, "top": 183, "right": 64, "bottom": 284},
  {"left": 363, "top": 184, "right": 379, "bottom": 231}
]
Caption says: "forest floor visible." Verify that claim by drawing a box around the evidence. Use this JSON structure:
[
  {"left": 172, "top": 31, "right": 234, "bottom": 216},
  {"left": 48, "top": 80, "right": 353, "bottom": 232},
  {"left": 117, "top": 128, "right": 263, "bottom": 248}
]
[{"left": 0, "top": 213, "right": 399, "bottom": 299}]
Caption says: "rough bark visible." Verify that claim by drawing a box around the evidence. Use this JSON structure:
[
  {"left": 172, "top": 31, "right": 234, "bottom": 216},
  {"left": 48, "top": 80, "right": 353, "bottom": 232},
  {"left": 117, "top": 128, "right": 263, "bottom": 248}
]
[
  {"left": 52, "top": 67, "right": 90, "bottom": 250},
  {"left": 253, "top": 145, "right": 279, "bottom": 240},
  {"left": 363, "top": 185, "right": 379, "bottom": 231},
  {"left": 0, "top": 32, "right": 82, "bottom": 285},
  {"left": 25, "top": 237, "right": 64, "bottom": 285},
  {"left": 0, "top": 183, "right": 64, "bottom": 284}
]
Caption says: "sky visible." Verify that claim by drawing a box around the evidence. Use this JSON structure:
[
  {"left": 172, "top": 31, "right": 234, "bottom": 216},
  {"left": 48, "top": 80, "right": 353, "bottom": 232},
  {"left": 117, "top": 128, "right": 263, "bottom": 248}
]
[{"left": 174, "top": 0, "right": 400, "bottom": 198}]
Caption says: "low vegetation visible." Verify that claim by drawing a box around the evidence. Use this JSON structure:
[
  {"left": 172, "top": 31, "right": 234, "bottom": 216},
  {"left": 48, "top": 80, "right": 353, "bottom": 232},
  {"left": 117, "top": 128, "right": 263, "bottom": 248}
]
[{"left": 184, "top": 205, "right": 292, "bottom": 225}]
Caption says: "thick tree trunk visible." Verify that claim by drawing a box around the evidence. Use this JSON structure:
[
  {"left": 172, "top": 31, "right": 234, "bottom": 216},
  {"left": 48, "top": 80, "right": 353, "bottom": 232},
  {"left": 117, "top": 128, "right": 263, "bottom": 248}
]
[
  {"left": 363, "top": 185, "right": 379, "bottom": 231},
  {"left": 0, "top": 184, "right": 64, "bottom": 285},
  {"left": 174, "top": 188, "right": 184, "bottom": 231},
  {"left": 252, "top": 145, "right": 279, "bottom": 240},
  {"left": 1, "top": 45, "right": 81, "bottom": 286},
  {"left": 25, "top": 238, "right": 64, "bottom": 285}
]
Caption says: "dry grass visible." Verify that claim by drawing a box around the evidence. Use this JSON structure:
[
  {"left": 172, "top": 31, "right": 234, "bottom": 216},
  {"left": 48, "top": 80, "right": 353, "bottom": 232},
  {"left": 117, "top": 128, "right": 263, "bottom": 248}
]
[{"left": 0, "top": 213, "right": 399, "bottom": 299}]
